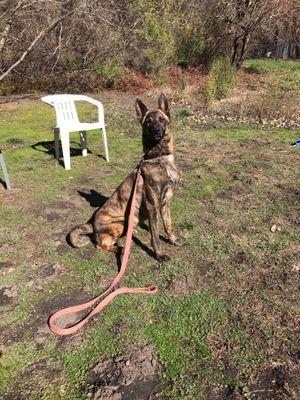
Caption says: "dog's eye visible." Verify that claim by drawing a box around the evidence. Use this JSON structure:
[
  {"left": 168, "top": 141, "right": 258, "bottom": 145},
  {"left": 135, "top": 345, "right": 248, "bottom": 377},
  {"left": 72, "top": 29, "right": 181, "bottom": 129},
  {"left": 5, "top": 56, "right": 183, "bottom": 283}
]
[{"left": 147, "top": 116, "right": 153, "bottom": 124}]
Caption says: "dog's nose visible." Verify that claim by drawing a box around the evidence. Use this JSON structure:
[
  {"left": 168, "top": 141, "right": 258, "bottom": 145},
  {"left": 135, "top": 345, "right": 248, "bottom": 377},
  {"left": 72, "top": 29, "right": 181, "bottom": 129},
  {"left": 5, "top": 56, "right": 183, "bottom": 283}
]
[{"left": 152, "top": 124, "right": 163, "bottom": 139}]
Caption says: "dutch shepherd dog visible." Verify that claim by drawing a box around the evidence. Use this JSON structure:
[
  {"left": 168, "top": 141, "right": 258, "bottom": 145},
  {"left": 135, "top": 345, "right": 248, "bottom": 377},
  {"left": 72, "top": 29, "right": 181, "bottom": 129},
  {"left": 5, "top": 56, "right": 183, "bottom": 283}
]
[{"left": 69, "top": 94, "right": 180, "bottom": 262}]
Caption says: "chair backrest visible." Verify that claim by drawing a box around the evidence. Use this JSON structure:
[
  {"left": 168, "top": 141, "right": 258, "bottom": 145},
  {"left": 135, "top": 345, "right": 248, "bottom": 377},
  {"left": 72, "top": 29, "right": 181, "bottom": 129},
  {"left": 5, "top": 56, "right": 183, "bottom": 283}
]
[{"left": 41, "top": 94, "right": 80, "bottom": 127}]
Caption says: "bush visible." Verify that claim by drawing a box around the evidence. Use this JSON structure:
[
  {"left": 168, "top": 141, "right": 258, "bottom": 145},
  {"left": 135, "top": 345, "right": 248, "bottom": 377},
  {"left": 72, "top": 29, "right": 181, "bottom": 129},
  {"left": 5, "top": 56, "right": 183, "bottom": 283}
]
[
  {"left": 204, "top": 57, "right": 237, "bottom": 103},
  {"left": 137, "top": 6, "right": 176, "bottom": 78},
  {"left": 95, "top": 56, "right": 125, "bottom": 87}
]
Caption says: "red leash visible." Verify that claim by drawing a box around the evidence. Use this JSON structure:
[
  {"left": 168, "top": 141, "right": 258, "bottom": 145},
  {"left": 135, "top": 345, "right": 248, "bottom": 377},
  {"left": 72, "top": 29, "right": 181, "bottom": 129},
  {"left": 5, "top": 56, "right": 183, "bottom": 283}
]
[{"left": 48, "top": 165, "right": 157, "bottom": 336}]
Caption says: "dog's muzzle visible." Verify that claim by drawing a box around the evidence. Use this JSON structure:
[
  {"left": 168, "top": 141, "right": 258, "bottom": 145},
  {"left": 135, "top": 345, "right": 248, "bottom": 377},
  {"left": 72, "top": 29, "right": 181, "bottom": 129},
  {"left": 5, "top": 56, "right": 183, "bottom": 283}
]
[{"left": 151, "top": 124, "right": 164, "bottom": 141}]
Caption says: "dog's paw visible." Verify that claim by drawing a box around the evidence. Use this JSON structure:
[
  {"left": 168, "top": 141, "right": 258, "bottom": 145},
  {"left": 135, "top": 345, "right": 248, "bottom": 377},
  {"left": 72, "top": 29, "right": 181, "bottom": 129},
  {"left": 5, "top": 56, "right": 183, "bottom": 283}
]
[
  {"left": 155, "top": 253, "right": 171, "bottom": 263},
  {"left": 169, "top": 236, "right": 182, "bottom": 246}
]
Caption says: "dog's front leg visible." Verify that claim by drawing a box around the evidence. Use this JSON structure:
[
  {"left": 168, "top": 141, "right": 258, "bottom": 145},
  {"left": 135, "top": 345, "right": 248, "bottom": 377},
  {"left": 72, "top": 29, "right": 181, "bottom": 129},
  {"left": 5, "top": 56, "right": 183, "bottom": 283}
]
[
  {"left": 146, "top": 198, "right": 170, "bottom": 263},
  {"left": 160, "top": 201, "right": 180, "bottom": 246}
]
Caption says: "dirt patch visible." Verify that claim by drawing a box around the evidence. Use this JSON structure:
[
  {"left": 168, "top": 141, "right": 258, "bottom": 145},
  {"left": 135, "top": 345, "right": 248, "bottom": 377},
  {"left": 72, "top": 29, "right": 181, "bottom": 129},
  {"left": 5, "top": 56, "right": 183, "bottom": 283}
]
[
  {"left": 0, "top": 285, "right": 19, "bottom": 306},
  {"left": 0, "top": 290, "right": 89, "bottom": 347},
  {"left": 166, "top": 275, "right": 196, "bottom": 296},
  {"left": 0, "top": 261, "right": 15, "bottom": 270},
  {"left": 29, "top": 291, "right": 90, "bottom": 348},
  {"left": 36, "top": 291, "right": 90, "bottom": 329},
  {"left": 277, "top": 185, "right": 300, "bottom": 203},
  {"left": 205, "top": 363, "right": 300, "bottom": 400},
  {"left": 176, "top": 156, "right": 195, "bottom": 173},
  {"left": 76, "top": 175, "right": 95, "bottom": 186},
  {"left": 240, "top": 138, "right": 272, "bottom": 150},
  {"left": 216, "top": 184, "right": 251, "bottom": 200},
  {"left": 79, "top": 247, "right": 95, "bottom": 260},
  {"left": 38, "top": 197, "right": 85, "bottom": 222},
  {"left": 230, "top": 251, "right": 253, "bottom": 266},
  {"left": 196, "top": 258, "right": 216, "bottom": 274},
  {"left": 40, "top": 263, "right": 61, "bottom": 278},
  {"left": 249, "top": 363, "right": 300, "bottom": 400},
  {"left": 56, "top": 242, "right": 71, "bottom": 254},
  {"left": 205, "top": 385, "right": 244, "bottom": 400},
  {"left": 194, "top": 258, "right": 221, "bottom": 287},
  {"left": 87, "top": 345, "right": 159, "bottom": 400}
]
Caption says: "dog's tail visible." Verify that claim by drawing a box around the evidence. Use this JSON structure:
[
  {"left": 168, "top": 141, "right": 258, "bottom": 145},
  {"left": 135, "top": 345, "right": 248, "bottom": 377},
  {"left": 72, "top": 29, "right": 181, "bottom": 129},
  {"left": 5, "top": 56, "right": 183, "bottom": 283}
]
[{"left": 69, "top": 223, "right": 94, "bottom": 248}]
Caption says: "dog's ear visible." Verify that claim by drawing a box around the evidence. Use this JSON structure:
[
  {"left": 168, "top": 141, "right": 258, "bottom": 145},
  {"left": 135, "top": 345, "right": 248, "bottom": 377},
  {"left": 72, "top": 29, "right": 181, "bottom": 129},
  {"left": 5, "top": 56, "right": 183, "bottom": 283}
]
[
  {"left": 135, "top": 99, "right": 148, "bottom": 122},
  {"left": 158, "top": 93, "right": 170, "bottom": 119}
]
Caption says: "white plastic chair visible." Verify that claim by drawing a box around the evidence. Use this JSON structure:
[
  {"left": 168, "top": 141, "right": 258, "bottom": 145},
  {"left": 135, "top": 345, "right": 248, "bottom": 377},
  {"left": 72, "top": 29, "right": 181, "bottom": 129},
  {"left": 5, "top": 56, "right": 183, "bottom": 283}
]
[{"left": 41, "top": 94, "right": 109, "bottom": 170}]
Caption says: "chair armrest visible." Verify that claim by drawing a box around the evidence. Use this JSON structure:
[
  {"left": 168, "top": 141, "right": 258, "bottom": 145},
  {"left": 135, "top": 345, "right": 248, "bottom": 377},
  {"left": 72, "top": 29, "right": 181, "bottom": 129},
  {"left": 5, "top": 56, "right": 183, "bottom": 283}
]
[
  {"left": 41, "top": 96, "right": 54, "bottom": 106},
  {"left": 77, "top": 95, "right": 105, "bottom": 125}
]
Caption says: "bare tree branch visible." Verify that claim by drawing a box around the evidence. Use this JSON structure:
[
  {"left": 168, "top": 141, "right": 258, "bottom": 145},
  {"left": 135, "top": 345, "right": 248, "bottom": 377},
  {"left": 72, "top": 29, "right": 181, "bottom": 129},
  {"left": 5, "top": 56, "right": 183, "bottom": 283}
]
[{"left": 0, "top": 9, "right": 74, "bottom": 81}]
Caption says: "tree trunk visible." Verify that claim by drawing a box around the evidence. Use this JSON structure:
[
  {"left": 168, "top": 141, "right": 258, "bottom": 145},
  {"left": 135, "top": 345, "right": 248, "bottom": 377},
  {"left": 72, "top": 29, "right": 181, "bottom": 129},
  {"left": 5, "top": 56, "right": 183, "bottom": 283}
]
[{"left": 0, "top": 22, "right": 11, "bottom": 69}]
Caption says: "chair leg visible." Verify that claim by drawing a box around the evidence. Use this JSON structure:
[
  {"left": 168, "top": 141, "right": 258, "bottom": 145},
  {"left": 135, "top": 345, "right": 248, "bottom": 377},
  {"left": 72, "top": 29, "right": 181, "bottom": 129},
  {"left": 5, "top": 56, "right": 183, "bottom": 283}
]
[
  {"left": 60, "top": 129, "right": 71, "bottom": 170},
  {"left": 0, "top": 152, "right": 11, "bottom": 190},
  {"left": 54, "top": 127, "right": 60, "bottom": 160},
  {"left": 79, "top": 131, "right": 87, "bottom": 157},
  {"left": 101, "top": 125, "right": 109, "bottom": 162}
]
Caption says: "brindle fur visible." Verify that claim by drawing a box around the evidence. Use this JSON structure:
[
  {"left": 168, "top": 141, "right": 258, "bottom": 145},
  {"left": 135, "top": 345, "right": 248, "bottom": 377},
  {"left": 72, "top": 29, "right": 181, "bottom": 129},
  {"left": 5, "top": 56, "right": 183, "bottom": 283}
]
[{"left": 69, "top": 94, "right": 180, "bottom": 262}]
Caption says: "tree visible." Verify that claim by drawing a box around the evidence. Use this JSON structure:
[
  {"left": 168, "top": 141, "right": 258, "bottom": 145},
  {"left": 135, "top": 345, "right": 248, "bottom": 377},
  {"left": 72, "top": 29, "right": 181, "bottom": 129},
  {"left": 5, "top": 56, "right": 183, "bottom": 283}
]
[{"left": 201, "top": 0, "right": 282, "bottom": 69}]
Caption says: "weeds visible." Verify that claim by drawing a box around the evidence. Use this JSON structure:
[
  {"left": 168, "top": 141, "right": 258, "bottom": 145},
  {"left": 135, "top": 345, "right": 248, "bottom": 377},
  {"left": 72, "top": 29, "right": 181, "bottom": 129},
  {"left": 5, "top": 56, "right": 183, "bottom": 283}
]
[{"left": 205, "top": 57, "right": 237, "bottom": 103}]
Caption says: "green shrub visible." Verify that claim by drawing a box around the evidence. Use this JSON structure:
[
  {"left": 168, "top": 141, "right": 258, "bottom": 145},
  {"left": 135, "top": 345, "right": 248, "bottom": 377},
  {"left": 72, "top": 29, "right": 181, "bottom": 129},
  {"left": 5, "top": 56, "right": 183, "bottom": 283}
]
[
  {"left": 96, "top": 56, "right": 125, "bottom": 87},
  {"left": 132, "top": 1, "right": 176, "bottom": 77},
  {"left": 205, "top": 57, "right": 237, "bottom": 103},
  {"left": 175, "top": 19, "right": 205, "bottom": 67}
]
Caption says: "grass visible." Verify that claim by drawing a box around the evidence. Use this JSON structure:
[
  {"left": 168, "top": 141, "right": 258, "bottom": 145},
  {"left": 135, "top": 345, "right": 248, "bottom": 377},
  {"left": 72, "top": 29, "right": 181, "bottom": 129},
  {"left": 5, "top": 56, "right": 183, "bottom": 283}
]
[
  {"left": 146, "top": 293, "right": 227, "bottom": 399},
  {"left": 0, "top": 92, "right": 299, "bottom": 400},
  {"left": 244, "top": 58, "right": 300, "bottom": 91},
  {"left": 244, "top": 58, "right": 300, "bottom": 74}
]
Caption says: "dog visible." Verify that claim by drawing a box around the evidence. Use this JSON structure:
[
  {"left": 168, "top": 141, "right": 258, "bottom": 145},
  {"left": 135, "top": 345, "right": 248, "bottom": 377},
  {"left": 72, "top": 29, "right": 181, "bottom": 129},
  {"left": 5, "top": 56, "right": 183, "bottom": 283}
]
[{"left": 69, "top": 94, "right": 180, "bottom": 262}]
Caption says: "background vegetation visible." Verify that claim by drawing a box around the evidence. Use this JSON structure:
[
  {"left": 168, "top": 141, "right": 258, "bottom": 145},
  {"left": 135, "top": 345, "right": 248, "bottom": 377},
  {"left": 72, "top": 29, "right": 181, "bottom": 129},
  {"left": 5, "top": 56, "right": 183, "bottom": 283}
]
[{"left": 0, "top": 0, "right": 299, "bottom": 93}]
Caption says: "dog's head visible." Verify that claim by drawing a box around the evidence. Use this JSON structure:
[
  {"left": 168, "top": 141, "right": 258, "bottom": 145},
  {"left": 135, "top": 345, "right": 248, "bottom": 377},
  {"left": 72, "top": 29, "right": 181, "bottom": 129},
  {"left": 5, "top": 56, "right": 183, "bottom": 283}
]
[{"left": 135, "top": 94, "right": 170, "bottom": 148}]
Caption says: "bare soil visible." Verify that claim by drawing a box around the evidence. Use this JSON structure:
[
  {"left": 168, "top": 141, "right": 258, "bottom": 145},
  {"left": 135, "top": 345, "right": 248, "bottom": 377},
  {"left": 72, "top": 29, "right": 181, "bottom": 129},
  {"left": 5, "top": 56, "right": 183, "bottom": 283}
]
[{"left": 88, "top": 345, "right": 159, "bottom": 400}]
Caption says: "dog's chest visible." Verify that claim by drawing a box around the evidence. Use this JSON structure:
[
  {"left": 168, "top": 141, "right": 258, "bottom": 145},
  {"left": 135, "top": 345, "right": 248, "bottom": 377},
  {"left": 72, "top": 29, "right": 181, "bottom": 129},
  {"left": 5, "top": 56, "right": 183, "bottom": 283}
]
[
  {"left": 161, "top": 155, "right": 179, "bottom": 184},
  {"left": 142, "top": 155, "right": 179, "bottom": 195}
]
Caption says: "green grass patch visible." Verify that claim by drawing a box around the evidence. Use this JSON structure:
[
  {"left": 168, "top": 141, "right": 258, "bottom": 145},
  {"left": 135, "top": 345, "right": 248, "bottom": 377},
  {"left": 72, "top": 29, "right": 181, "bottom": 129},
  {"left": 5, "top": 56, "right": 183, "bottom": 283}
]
[
  {"left": 244, "top": 58, "right": 300, "bottom": 74},
  {"left": 244, "top": 59, "right": 300, "bottom": 91},
  {"left": 0, "top": 340, "right": 54, "bottom": 395},
  {"left": 146, "top": 293, "right": 227, "bottom": 399},
  {"left": 176, "top": 108, "right": 192, "bottom": 118}
]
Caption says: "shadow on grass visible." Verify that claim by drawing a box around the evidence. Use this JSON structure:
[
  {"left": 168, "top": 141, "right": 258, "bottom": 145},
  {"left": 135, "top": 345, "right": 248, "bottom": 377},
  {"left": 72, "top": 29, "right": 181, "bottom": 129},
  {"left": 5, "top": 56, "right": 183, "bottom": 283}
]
[
  {"left": 31, "top": 140, "right": 96, "bottom": 167},
  {"left": 132, "top": 236, "right": 156, "bottom": 259},
  {"left": 0, "top": 178, "right": 9, "bottom": 190},
  {"left": 77, "top": 189, "right": 108, "bottom": 208},
  {"left": 32, "top": 140, "right": 106, "bottom": 163}
]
